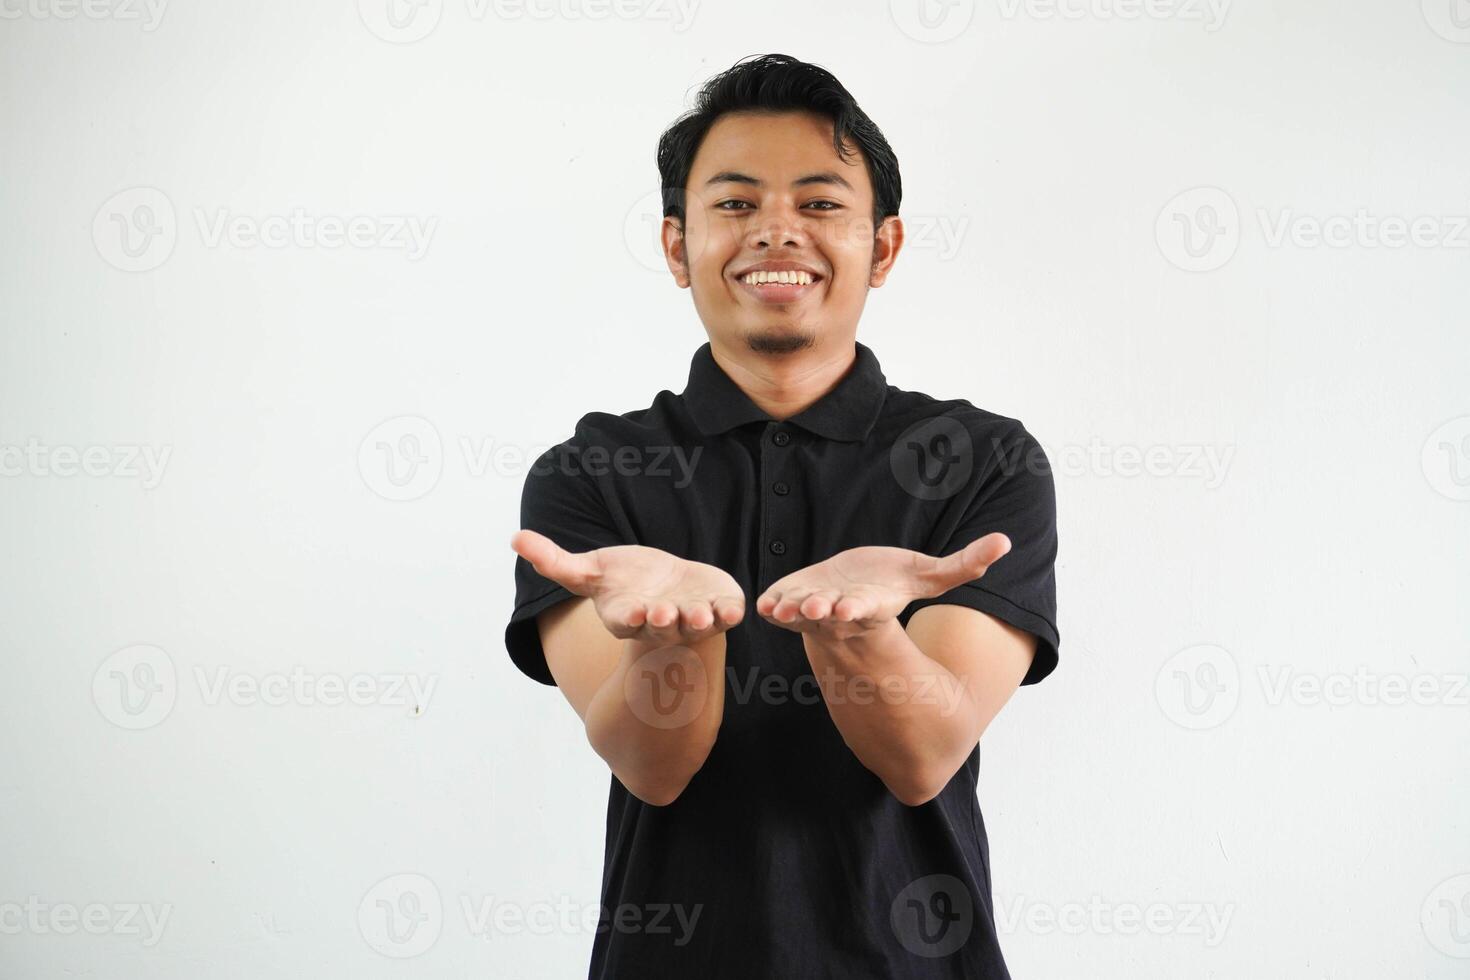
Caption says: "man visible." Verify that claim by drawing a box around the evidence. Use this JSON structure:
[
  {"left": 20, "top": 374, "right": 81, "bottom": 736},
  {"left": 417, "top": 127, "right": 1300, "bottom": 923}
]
[{"left": 505, "top": 53, "right": 1060, "bottom": 979}]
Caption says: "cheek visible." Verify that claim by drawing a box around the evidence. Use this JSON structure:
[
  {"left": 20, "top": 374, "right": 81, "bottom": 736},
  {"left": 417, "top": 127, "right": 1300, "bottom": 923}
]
[
  {"left": 826, "top": 259, "right": 871, "bottom": 298},
  {"left": 686, "top": 218, "right": 737, "bottom": 261},
  {"left": 698, "top": 266, "right": 731, "bottom": 296},
  {"left": 819, "top": 233, "right": 876, "bottom": 291}
]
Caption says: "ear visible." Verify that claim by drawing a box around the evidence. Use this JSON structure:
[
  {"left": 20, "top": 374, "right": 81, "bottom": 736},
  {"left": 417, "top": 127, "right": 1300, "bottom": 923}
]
[
  {"left": 869, "top": 214, "right": 905, "bottom": 288},
  {"left": 661, "top": 215, "right": 691, "bottom": 288}
]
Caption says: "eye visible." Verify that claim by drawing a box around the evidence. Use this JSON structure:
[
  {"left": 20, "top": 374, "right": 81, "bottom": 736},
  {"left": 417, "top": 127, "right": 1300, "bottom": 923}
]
[{"left": 713, "top": 200, "right": 843, "bottom": 212}]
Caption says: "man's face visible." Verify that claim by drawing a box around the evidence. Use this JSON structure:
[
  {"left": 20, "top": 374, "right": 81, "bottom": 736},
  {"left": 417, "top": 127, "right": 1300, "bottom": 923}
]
[{"left": 663, "top": 110, "right": 902, "bottom": 355}]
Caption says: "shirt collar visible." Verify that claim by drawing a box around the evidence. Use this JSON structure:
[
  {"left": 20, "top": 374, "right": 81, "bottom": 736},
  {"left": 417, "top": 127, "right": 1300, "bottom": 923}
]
[{"left": 682, "top": 341, "right": 888, "bottom": 443}]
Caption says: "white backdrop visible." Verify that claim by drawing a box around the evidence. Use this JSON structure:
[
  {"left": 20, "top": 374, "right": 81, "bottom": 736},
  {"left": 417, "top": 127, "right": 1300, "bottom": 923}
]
[{"left": 2, "top": 1, "right": 1468, "bottom": 977}]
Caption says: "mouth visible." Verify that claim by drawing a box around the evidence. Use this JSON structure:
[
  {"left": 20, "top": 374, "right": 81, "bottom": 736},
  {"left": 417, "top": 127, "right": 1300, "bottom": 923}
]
[{"left": 732, "top": 268, "right": 825, "bottom": 304}]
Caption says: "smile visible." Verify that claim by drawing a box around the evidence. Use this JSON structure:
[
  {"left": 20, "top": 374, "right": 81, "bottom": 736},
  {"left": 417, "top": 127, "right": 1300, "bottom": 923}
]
[{"left": 733, "top": 269, "right": 824, "bottom": 303}]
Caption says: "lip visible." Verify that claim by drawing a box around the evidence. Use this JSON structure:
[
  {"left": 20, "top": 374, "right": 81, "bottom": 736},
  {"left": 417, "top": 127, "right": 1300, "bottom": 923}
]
[
  {"left": 733, "top": 275, "right": 824, "bottom": 305},
  {"left": 733, "top": 260, "right": 824, "bottom": 279},
  {"left": 731, "top": 262, "right": 825, "bottom": 304}
]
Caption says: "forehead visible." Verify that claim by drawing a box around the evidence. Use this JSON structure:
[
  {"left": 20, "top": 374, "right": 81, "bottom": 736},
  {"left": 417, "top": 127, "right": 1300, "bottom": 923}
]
[{"left": 688, "top": 111, "right": 871, "bottom": 195}]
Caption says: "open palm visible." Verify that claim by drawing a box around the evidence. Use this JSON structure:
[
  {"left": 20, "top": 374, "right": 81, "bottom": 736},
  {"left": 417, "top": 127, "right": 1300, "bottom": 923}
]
[
  {"left": 511, "top": 529, "right": 744, "bottom": 645},
  {"left": 756, "top": 535, "right": 1011, "bottom": 637}
]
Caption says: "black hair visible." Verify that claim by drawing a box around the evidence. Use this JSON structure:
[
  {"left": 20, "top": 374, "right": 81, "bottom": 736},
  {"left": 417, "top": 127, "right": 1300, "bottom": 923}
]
[{"left": 656, "top": 53, "right": 902, "bottom": 235}]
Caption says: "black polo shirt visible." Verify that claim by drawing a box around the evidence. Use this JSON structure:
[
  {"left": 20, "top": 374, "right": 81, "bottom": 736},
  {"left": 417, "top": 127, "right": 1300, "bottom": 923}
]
[{"left": 505, "top": 340, "right": 1060, "bottom": 979}]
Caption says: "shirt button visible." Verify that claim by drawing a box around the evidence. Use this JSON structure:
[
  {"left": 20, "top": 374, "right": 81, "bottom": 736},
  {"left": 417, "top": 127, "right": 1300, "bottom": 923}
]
[
  {"left": 769, "top": 539, "right": 786, "bottom": 555},
  {"left": 772, "top": 431, "right": 790, "bottom": 447},
  {"left": 773, "top": 481, "right": 789, "bottom": 495}
]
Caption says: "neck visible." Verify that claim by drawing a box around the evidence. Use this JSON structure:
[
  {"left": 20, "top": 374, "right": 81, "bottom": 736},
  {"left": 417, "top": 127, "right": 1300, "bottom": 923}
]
[{"left": 708, "top": 334, "right": 857, "bottom": 421}]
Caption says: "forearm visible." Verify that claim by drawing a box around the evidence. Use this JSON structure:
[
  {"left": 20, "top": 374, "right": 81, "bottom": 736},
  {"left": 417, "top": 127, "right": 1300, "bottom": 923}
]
[
  {"left": 584, "top": 632, "right": 727, "bottom": 806},
  {"left": 802, "top": 618, "right": 979, "bottom": 805}
]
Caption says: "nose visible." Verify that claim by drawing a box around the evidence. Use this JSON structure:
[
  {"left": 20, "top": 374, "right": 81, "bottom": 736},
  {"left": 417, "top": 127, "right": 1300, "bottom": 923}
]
[{"left": 745, "top": 199, "right": 809, "bottom": 250}]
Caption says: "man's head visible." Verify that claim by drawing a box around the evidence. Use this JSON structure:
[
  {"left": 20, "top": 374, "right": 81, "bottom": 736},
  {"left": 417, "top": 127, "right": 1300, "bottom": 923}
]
[{"left": 657, "top": 54, "right": 904, "bottom": 357}]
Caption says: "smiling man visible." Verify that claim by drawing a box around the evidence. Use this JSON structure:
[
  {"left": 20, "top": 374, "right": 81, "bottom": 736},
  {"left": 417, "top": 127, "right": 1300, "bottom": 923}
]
[{"left": 505, "top": 53, "right": 1060, "bottom": 979}]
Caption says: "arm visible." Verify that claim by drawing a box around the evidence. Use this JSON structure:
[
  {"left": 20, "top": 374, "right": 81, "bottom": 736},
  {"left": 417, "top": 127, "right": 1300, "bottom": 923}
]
[
  {"left": 800, "top": 605, "right": 1035, "bottom": 806},
  {"left": 537, "top": 595, "right": 727, "bottom": 806},
  {"left": 514, "top": 529, "right": 743, "bottom": 807},
  {"left": 757, "top": 535, "right": 1035, "bottom": 806}
]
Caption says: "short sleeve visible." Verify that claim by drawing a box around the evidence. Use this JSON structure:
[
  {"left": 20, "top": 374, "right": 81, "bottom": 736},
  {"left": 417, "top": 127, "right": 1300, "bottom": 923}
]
[
  {"left": 504, "top": 435, "right": 632, "bottom": 685},
  {"left": 897, "top": 422, "right": 1061, "bottom": 686}
]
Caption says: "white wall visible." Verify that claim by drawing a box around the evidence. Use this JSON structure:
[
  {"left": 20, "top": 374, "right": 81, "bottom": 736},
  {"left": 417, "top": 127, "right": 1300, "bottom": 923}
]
[{"left": 2, "top": 1, "right": 1468, "bottom": 977}]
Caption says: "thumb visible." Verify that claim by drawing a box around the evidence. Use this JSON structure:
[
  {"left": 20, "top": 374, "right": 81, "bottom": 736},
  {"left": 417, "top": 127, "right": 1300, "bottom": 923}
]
[
  {"left": 925, "top": 533, "right": 1011, "bottom": 593},
  {"left": 510, "top": 528, "right": 601, "bottom": 596}
]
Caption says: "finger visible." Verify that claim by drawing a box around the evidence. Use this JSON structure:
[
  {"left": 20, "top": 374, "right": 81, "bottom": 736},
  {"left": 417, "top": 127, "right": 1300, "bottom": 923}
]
[
  {"left": 713, "top": 596, "right": 745, "bottom": 626},
  {"left": 772, "top": 589, "right": 812, "bottom": 623},
  {"left": 832, "top": 594, "right": 872, "bottom": 622},
  {"left": 798, "top": 591, "right": 841, "bottom": 621},
  {"left": 510, "top": 529, "right": 600, "bottom": 595},
  {"left": 645, "top": 598, "right": 680, "bottom": 630},
  {"left": 926, "top": 533, "right": 1011, "bottom": 592},
  {"left": 756, "top": 590, "right": 782, "bottom": 618},
  {"left": 601, "top": 594, "right": 648, "bottom": 638},
  {"left": 678, "top": 600, "right": 714, "bottom": 632}
]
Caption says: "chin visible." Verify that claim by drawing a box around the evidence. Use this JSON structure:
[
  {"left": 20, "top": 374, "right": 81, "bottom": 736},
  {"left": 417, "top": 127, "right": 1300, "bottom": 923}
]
[{"left": 745, "top": 326, "right": 816, "bottom": 355}]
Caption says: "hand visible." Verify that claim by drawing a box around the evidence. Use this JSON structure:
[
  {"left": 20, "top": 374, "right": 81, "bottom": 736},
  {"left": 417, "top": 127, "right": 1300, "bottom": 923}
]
[
  {"left": 755, "top": 534, "right": 1012, "bottom": 641},
  {"left": 511, "top": 529, "right": 745, "bottom": 648}
]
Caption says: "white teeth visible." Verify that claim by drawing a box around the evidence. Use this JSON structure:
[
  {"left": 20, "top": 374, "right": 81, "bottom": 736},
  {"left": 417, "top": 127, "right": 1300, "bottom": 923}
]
[{"left": 742, "top": 270, "right": 815, "bottom": 285}]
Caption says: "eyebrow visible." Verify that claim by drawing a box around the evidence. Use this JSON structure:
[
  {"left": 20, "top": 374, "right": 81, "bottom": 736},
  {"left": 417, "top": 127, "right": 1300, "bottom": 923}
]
[{"left": 703, "top": 171, "right": 854, "bottom": 192}]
